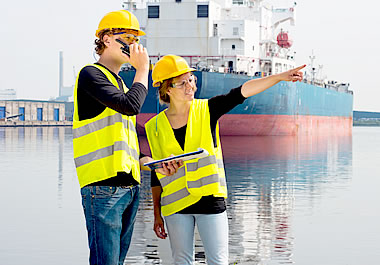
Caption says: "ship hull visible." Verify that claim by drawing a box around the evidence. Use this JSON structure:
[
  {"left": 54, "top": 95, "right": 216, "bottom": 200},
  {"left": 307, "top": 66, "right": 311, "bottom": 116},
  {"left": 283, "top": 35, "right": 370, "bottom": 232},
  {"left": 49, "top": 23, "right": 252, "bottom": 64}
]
[
  {"left": 120, "top": 70, "right": 353, "bottom": 136},
  {"left": 136, "top": 113, "right": 352, "bottom": 136}
]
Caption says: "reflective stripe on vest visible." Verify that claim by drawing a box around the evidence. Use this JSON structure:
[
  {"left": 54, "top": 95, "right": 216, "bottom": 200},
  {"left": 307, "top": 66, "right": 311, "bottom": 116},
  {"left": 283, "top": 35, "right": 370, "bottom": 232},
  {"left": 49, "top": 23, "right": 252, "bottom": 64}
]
[
  {"left": 74, "top": 140, "right": 139, "bottom": 168},
  {"left": 73, "top": 64, "right": 140, "bottom": 188},
  {"left": 186, "top": 155, "right": 224, "bottom": 172},
  {"left": 187, "top": 174, "right": 226, "bottom": 189},
  {"left": 145, "top": 99, "right": 227, "bottom": 216},
  {"left": 72, "top": 113, "right": 136, "bottom": 139},
  {"left": 158, "top": 156, "right": 225, "bottom": 189},
  {"left": 161, "top": 188, "right": 191, "bottom": 206}
]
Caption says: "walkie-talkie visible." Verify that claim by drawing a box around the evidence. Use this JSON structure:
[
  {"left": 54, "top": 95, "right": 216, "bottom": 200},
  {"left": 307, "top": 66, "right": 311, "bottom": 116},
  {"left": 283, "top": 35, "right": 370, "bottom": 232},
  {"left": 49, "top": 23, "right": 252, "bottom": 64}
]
[{"left": 115, "top": 39, "right": 130, "bottom": 56}]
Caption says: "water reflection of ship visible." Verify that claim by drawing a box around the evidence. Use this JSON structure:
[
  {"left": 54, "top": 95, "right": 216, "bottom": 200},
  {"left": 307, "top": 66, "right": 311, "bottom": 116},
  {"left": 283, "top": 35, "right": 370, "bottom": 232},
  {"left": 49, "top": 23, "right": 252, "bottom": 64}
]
[
  {"left": 139, "top": 134, "right": 352, "bottom": 263},
  {"left": 222, "top": 134, "right": 352, "bottom": 263},
  {"left": 4, "top": 128, "right": 353, "bottom": 263}
]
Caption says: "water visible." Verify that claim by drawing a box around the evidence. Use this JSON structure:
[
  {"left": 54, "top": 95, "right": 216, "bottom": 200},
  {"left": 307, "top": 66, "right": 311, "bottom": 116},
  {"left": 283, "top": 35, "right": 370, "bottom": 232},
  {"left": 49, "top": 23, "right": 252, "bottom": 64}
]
[{"left": 0, "top": 127, "right": 379, "bottom": 265}]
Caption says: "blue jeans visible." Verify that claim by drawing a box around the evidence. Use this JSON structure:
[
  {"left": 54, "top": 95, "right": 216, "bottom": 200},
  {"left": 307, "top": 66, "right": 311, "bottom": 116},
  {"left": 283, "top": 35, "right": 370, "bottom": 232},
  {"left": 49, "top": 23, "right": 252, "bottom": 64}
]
[
  {"left": 164, "top": 212, "right": 229, "bottom": 265},
  {"left": 81, "top": 185, "right": 140, "bottom": 265}
]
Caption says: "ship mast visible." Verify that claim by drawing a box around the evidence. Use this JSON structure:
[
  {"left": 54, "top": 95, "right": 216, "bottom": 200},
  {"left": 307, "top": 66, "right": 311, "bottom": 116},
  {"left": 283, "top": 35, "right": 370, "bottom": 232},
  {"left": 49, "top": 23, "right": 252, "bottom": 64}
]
[{"left": 309, "top": 50, "right": 316, "bottom": 85}]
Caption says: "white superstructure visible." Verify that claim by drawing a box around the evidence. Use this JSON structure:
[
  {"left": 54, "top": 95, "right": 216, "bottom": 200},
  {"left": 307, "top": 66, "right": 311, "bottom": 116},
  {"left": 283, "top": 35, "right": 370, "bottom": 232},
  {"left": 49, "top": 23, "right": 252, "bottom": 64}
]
[{"left": 123, "top": 0, "right": 296, "bottom": 76}]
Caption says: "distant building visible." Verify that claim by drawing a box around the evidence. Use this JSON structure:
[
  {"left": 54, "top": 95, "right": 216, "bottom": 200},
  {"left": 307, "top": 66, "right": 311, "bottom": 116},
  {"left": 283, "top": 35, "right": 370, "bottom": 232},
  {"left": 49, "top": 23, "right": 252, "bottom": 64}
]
[
  {"left": 0, "top": 89, "right": 17, "bottom": 100},
  {"left": 353, "top": 111, "right": 380, "bottom": 120},
  {"left": 353, "top": 111, "right": 380, "bottom": 126},
  {"left": 0, "top": 99, "right": 72, "bottom": 126}
]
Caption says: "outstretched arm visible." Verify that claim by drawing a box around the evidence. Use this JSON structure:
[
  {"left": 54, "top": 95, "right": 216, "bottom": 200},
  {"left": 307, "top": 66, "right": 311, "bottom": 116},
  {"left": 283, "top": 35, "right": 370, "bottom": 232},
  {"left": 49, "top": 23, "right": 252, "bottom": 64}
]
[{"left": 241, "top": 65, "right": 306, "bottom": 98}]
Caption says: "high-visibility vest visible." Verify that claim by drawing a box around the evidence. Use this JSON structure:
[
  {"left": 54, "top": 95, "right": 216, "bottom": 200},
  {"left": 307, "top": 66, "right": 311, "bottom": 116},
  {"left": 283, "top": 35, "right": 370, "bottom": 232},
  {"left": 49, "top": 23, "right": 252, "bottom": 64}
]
[
  {"left": 72, "top": 64, "right": 140, "bottom": 188},
  {"left": 145, "top": 99, "right": 227, "bottom": 216}
]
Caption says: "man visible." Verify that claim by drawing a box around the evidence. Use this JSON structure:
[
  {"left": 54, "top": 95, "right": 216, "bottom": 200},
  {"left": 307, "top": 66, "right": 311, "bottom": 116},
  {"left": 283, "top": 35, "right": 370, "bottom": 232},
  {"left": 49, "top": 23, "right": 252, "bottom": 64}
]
[{"left": 72, "top": 10, "right": 149, "bottom": 265}]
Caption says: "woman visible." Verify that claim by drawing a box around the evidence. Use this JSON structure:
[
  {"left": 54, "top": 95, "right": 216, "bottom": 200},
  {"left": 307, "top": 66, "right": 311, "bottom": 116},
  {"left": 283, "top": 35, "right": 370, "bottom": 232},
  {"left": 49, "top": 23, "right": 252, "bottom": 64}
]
[{"left": 145, "top": 55, "right": 304, "bottom": 264}]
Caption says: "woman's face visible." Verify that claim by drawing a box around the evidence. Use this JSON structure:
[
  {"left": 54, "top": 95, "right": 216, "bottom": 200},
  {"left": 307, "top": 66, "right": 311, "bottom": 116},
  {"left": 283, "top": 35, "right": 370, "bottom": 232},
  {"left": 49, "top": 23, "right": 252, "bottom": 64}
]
[{"left": 167, "top": 72, "right": 197, "bottom": 103}]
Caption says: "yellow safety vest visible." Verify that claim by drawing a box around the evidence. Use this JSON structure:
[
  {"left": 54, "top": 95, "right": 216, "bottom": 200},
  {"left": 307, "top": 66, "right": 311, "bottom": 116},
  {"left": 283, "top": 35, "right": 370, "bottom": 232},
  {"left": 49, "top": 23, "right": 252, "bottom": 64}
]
[
  {"left": 72, "top": 64, "right": 140, "bottom": 188},
  {"left": 145, "top": 99, "right": 227, "bottom": 216}
]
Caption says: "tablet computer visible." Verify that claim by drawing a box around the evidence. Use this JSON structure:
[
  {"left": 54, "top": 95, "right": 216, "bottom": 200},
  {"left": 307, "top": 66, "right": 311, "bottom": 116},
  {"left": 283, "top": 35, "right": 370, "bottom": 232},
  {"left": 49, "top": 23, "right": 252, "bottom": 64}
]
[{"left": 143, "top": 148, "right": 209, "bottom": 170}]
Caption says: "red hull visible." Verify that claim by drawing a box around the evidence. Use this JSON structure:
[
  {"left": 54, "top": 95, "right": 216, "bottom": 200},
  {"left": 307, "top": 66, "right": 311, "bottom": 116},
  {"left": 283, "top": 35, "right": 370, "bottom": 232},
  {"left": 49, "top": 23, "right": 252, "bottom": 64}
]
[{"left": 136, "top": 113, "right": 352, "bottom": 136}]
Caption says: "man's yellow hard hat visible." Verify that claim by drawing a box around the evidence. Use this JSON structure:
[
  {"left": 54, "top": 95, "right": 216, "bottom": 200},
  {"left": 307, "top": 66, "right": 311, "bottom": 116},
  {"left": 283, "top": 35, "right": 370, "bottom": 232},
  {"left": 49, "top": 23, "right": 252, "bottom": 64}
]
[
  {"left": 152, "top": 55, "right": 195, "bottom": 87},
  {"left": 96, "top": 10, "right": 145, "bottom": 37}
]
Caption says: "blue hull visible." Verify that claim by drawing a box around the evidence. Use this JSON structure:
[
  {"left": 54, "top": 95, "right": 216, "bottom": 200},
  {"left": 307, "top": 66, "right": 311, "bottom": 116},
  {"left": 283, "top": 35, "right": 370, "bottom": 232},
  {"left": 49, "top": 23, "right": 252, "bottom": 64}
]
[{"left": 120, "top": 70, "right": 353, "bottom": 135}]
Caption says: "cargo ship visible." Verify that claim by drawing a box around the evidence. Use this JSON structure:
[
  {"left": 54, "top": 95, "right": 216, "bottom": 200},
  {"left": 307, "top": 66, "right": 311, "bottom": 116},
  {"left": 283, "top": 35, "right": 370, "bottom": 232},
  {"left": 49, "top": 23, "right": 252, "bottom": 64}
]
[{"left": 119, "top": 0, "right": 353, "bottom": 136}]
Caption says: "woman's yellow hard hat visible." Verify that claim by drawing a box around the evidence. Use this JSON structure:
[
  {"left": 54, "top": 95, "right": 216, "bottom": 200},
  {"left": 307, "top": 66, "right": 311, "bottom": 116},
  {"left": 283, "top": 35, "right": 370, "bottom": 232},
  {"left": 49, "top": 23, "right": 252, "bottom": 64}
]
[
  {"left": 152, "top": 55, "right": 195, "bottom": 87},
  {"left": 96, "top": 10, "right": 145, "bottom": 37}
]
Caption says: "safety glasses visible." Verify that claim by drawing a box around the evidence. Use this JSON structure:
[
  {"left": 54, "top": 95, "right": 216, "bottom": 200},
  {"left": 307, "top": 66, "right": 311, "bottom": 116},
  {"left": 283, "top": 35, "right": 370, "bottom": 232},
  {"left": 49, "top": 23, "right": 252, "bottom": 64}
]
[
  {"left": 171, "top": 75, "right": 197, "bottom": 89},
  {"left": 113, "top": 32, "right": 140, "bottom": 43}
]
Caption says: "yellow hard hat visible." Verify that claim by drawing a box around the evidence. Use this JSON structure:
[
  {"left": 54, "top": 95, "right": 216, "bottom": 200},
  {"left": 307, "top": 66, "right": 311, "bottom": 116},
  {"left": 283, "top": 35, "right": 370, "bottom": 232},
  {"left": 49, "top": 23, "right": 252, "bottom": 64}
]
[
  {"left": 152, "top": 55, "right": 196, "bottom": 87},
  {"left": 96, "top": 10, "right": 145, "bottom": 37}
]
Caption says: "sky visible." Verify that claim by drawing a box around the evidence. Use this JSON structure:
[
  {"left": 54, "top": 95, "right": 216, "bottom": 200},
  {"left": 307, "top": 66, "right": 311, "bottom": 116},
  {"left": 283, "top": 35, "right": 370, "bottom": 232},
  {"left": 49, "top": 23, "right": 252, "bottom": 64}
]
[{"left": 1, "top": 0, "right": 379, "bottom": 111}]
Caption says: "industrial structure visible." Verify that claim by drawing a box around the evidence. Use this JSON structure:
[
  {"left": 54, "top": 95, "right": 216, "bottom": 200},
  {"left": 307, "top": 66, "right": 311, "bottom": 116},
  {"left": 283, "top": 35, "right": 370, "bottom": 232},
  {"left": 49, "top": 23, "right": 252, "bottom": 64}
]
[{"left": 56, "top": 51, "right": 74, "bottom": 102}]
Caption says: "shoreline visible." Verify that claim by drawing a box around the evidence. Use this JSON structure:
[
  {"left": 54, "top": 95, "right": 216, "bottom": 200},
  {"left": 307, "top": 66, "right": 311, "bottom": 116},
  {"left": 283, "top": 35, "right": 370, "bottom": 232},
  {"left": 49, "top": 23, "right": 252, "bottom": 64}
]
[
  {"left": 0, "top": 121, "right": 72, "bottom": 127},
  {"left": 1, "top": 121, "right": 379, "bottom": 128}
]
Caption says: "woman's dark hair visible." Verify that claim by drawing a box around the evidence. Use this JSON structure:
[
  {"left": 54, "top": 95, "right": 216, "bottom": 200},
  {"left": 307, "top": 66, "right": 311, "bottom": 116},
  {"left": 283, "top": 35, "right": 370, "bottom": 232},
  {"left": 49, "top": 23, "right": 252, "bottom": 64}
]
[{"left": 158, "top": 78, "right": 173, "bottom": 105}]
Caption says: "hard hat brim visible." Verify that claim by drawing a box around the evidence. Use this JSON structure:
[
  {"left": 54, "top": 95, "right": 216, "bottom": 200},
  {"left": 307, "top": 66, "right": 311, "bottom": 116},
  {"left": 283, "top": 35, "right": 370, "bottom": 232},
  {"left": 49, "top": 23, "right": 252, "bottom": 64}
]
[
  {"left": 95, "top": 28, "right": 145, "bottom": 37},
  {"left": 153, "top": 68, "right": 196, "bottom": 87}
]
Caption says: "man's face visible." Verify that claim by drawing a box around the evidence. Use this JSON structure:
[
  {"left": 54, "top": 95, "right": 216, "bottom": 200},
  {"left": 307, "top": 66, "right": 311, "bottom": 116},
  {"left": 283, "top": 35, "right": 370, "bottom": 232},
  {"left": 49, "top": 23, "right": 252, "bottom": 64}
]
[
  {"left": 113, "top": 31, "right": 140, "bottom": 45},
  {"left": 102, "top": 29, "right": 140, "bottom": 62}
]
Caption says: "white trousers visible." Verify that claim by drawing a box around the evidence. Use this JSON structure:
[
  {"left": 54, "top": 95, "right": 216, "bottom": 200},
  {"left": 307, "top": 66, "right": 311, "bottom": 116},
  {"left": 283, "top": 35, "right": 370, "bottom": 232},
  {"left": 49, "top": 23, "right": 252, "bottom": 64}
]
[{"left": 164, "top": 211, "right": 229, "bottom": 265}]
